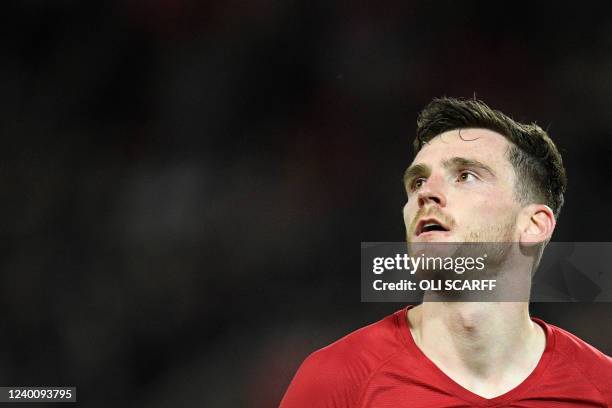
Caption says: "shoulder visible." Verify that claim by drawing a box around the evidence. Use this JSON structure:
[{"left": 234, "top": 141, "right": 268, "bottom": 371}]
[
  {"left": 280, "top": 309, "right": 408, "bottom": 408},
  {"left": 545, "top": 320, "right": 612, "bottom": 401},
  {"left": 549, "top": 321, "right": 612, "bottom": 369}
]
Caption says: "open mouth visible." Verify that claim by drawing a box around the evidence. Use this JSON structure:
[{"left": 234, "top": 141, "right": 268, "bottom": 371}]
[{"left": 416, "top": 218, "right": 450, "bottom": 236}]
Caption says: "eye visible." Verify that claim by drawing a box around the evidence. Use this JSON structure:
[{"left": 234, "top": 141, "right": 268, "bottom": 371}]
[
  {"left": 411, "top": 178, "right": 426, "bottom": 191},
  {"left": 457, "top": 171, "right": 477, "bottom": 183}
]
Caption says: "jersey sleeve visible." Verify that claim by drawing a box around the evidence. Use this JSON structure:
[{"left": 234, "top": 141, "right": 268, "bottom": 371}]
[
  {"left": 279, "top": 311, "right": 404, "bottom": 407},
  {"left": 577, "top": 346, "right": 612, "bottom": 404},
  {"left": 279, "top": 348, "right": 365, "bottom": 408},
  {"left": 553, "top": 324, "right": 612, "bottom": 405}
]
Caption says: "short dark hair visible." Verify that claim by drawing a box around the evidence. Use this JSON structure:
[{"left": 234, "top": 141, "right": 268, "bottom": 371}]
[{"left": 414, "top": 97, "right": 567, "bottom": 217}]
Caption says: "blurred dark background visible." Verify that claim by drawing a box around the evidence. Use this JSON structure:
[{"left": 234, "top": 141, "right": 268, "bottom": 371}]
[{"left": 2, "top": 1, "right": 612, "bottom": 407}]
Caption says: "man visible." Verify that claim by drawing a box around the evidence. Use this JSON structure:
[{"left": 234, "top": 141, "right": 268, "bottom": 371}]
[{"left": 280, "top": 98, "right": 612, "bottom": 407}]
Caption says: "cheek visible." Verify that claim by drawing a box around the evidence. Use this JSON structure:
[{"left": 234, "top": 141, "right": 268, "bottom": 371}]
[
  {"left": 452, "top": 191, "right": 494, "bottom": 214},
  {"left": 402, "top": 201, "right": 416, "bottom": 227},
  {"left": 466, "top": 196, "right": 518, "bottom": 224},
  {"left": 402, "top": 202, "right": 410, "bottom": 223}
]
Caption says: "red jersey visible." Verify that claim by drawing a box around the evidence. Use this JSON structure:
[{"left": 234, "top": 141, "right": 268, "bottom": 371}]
[{"left": 280, "top": 306, "right": 612, "bottom": 407}]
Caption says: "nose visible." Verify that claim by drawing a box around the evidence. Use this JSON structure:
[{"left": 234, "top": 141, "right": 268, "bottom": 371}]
[{"left": 417, "top": 174, "right": 447, "bottom": 208}]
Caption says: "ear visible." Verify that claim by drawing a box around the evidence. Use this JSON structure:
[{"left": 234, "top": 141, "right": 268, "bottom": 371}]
[{"left": 519, "top": 204, "right": 556, "bottom": 245}]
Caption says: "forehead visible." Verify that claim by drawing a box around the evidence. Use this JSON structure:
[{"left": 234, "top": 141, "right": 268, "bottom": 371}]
[{"left": 412, "top": 128, "right": 512, "bottom": 168}]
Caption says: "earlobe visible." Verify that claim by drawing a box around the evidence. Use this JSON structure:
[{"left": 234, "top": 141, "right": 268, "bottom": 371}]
[{"left": 520, "top": 205, "right": 556, "bottom": 245}]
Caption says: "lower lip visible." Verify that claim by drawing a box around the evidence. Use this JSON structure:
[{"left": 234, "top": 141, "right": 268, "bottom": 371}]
[{"left": 416, "top": 230, "right": 451, "bottom": 238}]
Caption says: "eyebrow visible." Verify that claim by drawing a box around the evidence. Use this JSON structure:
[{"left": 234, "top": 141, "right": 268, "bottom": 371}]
[
  {"left": 403, "top": 163, "right": 429, "bottom": 189},
  {"left": 403, "top": 157, "right": 496, "bottom": 189},
  {"left": 443, "top": 157, "right": 496, "bottom": 177}
]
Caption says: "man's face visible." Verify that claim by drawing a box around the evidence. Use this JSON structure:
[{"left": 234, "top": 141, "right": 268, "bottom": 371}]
[{"left": 403, "top": 128, "right": 522, "bottom": 244}]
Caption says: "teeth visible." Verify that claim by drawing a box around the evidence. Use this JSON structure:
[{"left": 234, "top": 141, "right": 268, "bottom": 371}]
[{"left": 420, "top": 221, "right": 446, "bottom": 233}]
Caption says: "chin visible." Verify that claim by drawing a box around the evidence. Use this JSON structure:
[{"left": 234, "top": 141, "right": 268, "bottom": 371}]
[{"left": 408, "top": 232, "right": 458, "bottom": 258}]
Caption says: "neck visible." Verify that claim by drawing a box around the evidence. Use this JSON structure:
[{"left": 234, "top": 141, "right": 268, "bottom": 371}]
[{"left": 409, "top": 302, "right": 544, "bottom": 380}]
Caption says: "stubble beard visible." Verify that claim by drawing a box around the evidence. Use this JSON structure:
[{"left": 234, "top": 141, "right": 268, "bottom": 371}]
[{"left": 406, "top": 210, "right": 519, "bottom": 281}]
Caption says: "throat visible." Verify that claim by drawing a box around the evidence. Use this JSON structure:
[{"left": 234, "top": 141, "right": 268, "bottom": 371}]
[{"left": 409, "top": 303, "right": 545, "bottom": 382}]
